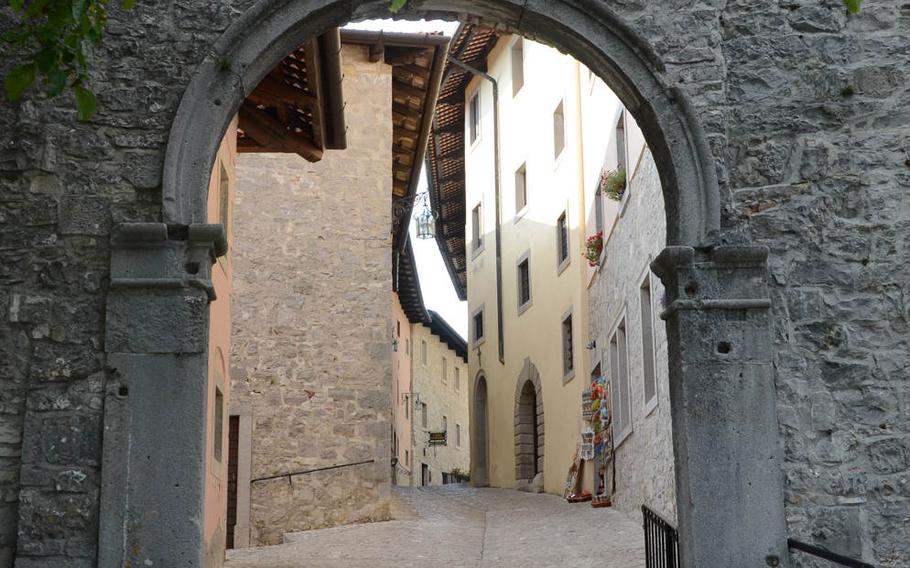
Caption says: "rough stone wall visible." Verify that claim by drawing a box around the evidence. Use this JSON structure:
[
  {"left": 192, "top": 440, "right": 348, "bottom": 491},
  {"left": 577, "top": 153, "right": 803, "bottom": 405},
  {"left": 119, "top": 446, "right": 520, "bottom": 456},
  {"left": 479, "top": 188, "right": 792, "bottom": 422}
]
[
  {"left": 229, "top": 44, "right": 393, "bottom": 545},
  {"left": 409, "top": 323, "right": 470, "bottom": 485},
  {"left": 588, "top": 150, "right": 675, "bottom": 523},
  {"left": 0, "top": 1, "right": 906, "bottom": 566}
]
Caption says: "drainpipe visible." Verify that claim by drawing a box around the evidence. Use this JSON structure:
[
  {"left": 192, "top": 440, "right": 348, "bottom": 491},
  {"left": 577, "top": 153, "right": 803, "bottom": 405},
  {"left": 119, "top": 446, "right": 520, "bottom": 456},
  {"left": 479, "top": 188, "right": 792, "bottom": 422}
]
[{"left": 448, "top": 55, "right": 505, "bottom": 364}]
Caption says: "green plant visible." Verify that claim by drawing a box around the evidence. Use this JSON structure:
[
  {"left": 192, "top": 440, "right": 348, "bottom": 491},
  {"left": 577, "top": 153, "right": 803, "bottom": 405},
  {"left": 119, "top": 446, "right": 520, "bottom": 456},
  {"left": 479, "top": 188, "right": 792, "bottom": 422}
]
[
  {"left": 3, "top": 0, "right": 136, "bottom": 120},
  {"left": 584, "top": 231, "right": 604, "bottom": 267},
  {"left": 600, "top": 167, "right": 626, "bottom": 201}
]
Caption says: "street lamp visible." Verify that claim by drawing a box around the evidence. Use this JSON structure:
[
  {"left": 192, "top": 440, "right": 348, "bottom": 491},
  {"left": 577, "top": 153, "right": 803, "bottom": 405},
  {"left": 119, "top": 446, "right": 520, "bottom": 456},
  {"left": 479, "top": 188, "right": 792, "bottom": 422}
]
[
  {"left": 392, "top": 191, "right": 438, "bottom": 240},
  {"left": 414, "top": 196, "right": 437, "bottom": 240}
]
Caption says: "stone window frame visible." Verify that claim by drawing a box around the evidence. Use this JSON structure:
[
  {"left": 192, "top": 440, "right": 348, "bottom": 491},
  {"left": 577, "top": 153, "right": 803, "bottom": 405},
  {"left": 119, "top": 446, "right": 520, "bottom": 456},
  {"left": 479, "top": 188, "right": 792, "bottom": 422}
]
[
  {"left": 637, "top": 261, "right": 659, "bottom": 418},
  {"left": 516, "top": 250, "right": 532, "bottom": 316},
  {"left": 511, "top": 36, "right": 524, "bottom": 97},
  {"left": 513, "top": 162, "right": 528, "bottom": 222},
  {"left": 454, "top": 366, "right": 461, "bottom": 391},
  {"left": 561, "top": 307, "right": 575, "bottom": 384},
  {"left": 471, "top": 303, "right": 486, "bottom": 348},
  {"left": 556, "top": 209, "right": 570, "bottom": 275},
  {"left": 513, "top": 358, "right": 545, "bottom": 483},
  {"left": 420, "top": 339, "right": 428, "bottom": 367},
  {"left": 456, "top": 423, "right": 462, "bottom": 448},
  {"left": 468, "top": 87, "right": 482, "bottom": 148},
  {"left": 441, "top": 356, "right": 447, "bottom": 384},
  {"left": 553, "top": 99, "right": 566, "bottom": 160},
  {"left": 607, "top": 308, "right": 633, "bottom": 447},
  {"left": 421, "top": 402, "right": 428, "bottom": 429},
  {"left": 471, "top": 200, "right": 485, "bottom": 259}
]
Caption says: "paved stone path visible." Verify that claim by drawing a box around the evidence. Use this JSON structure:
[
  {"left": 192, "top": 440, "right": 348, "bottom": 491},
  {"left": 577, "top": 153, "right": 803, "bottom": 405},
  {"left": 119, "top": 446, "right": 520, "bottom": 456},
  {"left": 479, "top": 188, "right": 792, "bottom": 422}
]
[{"left": 225, "top": 485, "right": 646, "bottom": 568}]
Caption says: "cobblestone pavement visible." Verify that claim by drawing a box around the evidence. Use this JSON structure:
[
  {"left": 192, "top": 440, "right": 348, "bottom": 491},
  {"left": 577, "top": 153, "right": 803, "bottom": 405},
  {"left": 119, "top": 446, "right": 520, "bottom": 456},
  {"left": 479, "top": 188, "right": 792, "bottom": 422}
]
[{"left": 225, "top": 485, "right": 646, "bottom": 568}]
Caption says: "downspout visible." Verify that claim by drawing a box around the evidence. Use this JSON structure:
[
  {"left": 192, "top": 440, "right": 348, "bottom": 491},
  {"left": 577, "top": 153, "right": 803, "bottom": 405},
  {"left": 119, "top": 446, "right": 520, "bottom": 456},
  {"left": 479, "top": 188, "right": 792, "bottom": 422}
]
[
  {"left": 317, "top": 28, "right": 347, "bottom": 150},
  {"left": 448, "top": 55, "right": 505, "bottom": 364}
]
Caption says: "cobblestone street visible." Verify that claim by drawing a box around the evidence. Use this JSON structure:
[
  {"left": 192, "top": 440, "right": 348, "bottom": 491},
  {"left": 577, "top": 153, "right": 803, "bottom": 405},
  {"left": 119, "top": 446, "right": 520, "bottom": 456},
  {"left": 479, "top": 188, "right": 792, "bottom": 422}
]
[{"left": 225, "top": 485, "right": 646, "bottom": 568}]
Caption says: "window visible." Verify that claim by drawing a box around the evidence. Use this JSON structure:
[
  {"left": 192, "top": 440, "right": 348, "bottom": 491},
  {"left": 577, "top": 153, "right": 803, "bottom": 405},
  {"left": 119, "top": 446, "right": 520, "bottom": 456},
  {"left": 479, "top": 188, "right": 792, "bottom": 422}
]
[
  {"left": 640, "top": 274, "right": 657, "bottom": 412},
  {"left": 456, "top": 424, "right": 462, "bottom": 448},
  {"left": 514, "top": 163, "right": 527, "bottom": 213},
  {"left": 405, "top": 397, "right": 409, "bottom": 419},
  {"left": 213, "top": 387, "right": 224, "bottom": 462},
  {"left": 610, "top": 319, "right": 632, "bottom": 442},
  {"left": 553, "top": 100, "right": 565, "bottom": 158},
  {"left": 556, "top": 212, "right": 569, "bottom": 268},
  {"left": 420, "top": 340, "right": 427, "bottom": 366},
  {"left": 218, "top": 162, "right": 230, "bottom": 249},
  {"left": 472, "top": 306, "right": 485, "bottom": 345},
  {"left": 616, "top": 114, "right": 627, "bottom": 174},
  {"left": 511, "top": 38, "right": 524, "bottom": 95},
  {"left": 469, "top": 91, "right": 480, "bottom": 144},
  {"left": 472, "top": 203, "right": 483, "bottom": 253},
  {"left": 405, "top": 450, "right": 409, "bottom": 465},
  {"left": 396, "top": 320, "right": 400, "bottom": 337},
  {"left": 442, "top": 357, "right": 448, "bottom": 384},
  {"left": 561, "top": 313, "right": 574, "bottom": 378},
  {"left": 455, "top": 367, "right": 460, "bottom": 391},
  {"left": 517, "top": 255, "right": 531, "bottom": 311},
  {"left": 421, "top": 403, "right": 428, "bottom": 428},
  {"left": 443, "top": 415, "right": 448, "bottom": 435}
]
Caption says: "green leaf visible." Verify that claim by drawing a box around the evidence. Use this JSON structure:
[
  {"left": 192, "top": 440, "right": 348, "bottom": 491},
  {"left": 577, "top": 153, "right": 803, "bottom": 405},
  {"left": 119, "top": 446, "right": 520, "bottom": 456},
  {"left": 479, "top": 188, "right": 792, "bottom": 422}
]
[
  {"left": 72, "top": 0, "right": 88, "bottom": 20},
  {"left": 843, "top": 0, "right": 861, "bottom": 13},
  {"left": 122, "top": 0, "right": 136, "bottom": 10},
  {"left": 388, "top": 0, "right": 407, "bottom": 13},
  {"left": 74, "top": 84, "right": 96, "bottom": 121},
  {"left": 4, "top": 63, "right": 37, "bottom": 101},
  {"left": 35, "top": 46, "right": 59, "bottom": 72},
  {"left": 46, "top": 69, "right": 68, "bottom": 97},
  {"left": 10, "top": 0, "right": 25, "bottom": 11}
]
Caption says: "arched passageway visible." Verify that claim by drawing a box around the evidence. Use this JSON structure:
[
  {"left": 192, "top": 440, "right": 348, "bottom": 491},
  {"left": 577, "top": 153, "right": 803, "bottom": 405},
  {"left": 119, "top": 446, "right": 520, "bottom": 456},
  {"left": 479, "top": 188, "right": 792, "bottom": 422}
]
[
  {"left": 512, "top": 359, "right": 544, "bottom": 488},
  {"left": 97, "top": 2, "right": 787, "bottom": 568},
  {"left": 472, "top": 375, "right": 489, "bottom": 487}
]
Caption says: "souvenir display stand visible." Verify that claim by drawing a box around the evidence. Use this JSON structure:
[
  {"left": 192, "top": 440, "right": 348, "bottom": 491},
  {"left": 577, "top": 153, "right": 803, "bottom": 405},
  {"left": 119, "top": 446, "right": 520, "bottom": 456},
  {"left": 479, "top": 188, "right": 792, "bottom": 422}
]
[{"left": 565, "top": 375, "right": 614, "bottom": 507}]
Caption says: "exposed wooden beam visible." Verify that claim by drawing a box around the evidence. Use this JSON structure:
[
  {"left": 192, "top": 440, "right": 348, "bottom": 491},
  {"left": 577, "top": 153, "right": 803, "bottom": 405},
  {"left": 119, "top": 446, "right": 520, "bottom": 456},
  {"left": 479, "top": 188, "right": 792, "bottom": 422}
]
[
  {"left": 249, "top": 76, "right": 317, "bottom": 108},
  {"left": 393, "top": 80, "right": 428, "bottom": 101},
  {"left": 238, "top": 101, "right": 323, "bottom": 162},
  {"left": 392, "top": 103, "right": 422, "bottom": 121}
]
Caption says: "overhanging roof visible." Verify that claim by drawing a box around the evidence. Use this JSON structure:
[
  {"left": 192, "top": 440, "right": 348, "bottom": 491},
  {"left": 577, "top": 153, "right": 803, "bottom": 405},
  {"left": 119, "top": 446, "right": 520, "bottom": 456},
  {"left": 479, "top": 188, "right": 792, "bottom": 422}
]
[
  {"left": 426, "top": 24, "right": 500, "bottom": 301},
  {"left": 394, "top": 236, "right": 429, "bottom": 325},
  {"left": 427, "top": 310, "right": 467, "bottom": 362},
  {"left": 340, "top": 29, "right": 449, "bottom": 250},
  {"left": 239, "top": 29, "right": 347, "bottom": 161}
]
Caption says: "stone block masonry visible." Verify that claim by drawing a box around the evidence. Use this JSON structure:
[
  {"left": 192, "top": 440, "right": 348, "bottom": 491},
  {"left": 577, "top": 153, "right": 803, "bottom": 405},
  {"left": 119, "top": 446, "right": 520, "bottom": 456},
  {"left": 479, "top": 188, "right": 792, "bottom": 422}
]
[{"left": 229, "top": 44, "right": 393, "bottom": 546}]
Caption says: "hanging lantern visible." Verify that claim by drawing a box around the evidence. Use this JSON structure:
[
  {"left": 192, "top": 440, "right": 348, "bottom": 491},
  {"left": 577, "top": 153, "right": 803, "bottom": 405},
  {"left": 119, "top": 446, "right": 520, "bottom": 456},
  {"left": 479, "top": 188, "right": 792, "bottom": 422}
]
[{"left": 414, "top": 196, "right": 437, "bottom": 240}]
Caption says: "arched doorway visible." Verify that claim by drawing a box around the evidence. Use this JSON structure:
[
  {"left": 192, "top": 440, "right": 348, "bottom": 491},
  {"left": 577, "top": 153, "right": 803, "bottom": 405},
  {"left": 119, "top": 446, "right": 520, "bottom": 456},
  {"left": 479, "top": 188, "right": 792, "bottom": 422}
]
[
  {"left": 472, "top": 374, "right": 489, "bottom": 487},
  {"left": 513, "top": 359, "right": 544, "bottom": 490},
  {"left": 100, "top": 2, "right": 788, "bottom": 567}
]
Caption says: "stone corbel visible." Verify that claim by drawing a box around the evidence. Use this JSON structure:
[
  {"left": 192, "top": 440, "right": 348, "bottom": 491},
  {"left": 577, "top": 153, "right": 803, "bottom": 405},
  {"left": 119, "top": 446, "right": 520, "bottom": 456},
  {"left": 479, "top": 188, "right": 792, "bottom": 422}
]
[
  {"left": 652, "top": 245, "right": 772, "bottom": 320},
  {"left": 106, "top": 222, "right": 227, "bottom": 355}
]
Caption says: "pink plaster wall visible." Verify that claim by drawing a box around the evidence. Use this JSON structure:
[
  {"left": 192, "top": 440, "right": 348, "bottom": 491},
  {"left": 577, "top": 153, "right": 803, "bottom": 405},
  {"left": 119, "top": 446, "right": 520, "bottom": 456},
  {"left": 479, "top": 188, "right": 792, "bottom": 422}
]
[
  {"left": 204, "top": 116, "right": 237, "bottom": 567},
  {"left": 391, "top": 294, "right": 413, "bottom": 484}
]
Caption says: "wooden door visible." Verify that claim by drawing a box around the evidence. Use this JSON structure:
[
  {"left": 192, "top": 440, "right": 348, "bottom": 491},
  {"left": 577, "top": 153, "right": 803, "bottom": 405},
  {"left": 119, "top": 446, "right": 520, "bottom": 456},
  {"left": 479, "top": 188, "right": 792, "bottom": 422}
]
[{"left": 226, "top": 416, "right": 240, "bottom": 549}]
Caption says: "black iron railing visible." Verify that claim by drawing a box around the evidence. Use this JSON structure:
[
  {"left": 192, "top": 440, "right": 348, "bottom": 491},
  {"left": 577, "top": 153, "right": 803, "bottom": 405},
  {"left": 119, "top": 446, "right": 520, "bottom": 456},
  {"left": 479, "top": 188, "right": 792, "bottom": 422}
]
[
  {"left": 251, "top": 459, "right": 375, "bottom": 485},
  {"left": 642, "top": 504, "right": 679, "bottom": 568},
  {"left": 788, "top": 539, "right": 877, "bottom": 568}
]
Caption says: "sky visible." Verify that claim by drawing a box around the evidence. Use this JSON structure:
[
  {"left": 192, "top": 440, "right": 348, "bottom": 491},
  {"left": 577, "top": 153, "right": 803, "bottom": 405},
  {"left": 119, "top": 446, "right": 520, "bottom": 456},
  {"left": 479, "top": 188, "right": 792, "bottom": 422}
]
[{"left": 344, "top": 19, "right": 468, "bottom": 338}]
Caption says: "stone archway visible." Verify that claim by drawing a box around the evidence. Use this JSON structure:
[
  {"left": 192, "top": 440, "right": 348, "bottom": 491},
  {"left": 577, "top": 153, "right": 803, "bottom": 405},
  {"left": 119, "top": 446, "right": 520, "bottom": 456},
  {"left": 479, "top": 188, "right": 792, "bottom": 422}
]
[
  {"left": 161, "top": 0, "right": 720, "bottom": 248},
  {"left": 471, "top": 373, "right": 489, "bottom": 487},
  {"left": 100, "top": 2, "right": 788, "bottom": 568},
  {"left": 513, "top": 359, "right": 544, "bottom": 490}
]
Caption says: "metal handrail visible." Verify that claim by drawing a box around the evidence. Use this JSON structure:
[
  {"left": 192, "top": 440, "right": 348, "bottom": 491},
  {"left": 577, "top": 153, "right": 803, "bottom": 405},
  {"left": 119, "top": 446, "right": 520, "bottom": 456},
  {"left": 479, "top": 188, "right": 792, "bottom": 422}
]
[
  {"left": 787, "top": 539, "right": 877, "bottom": 568},
  {"left": 251, "top": 459, "right": 375, "bottom": 484}
]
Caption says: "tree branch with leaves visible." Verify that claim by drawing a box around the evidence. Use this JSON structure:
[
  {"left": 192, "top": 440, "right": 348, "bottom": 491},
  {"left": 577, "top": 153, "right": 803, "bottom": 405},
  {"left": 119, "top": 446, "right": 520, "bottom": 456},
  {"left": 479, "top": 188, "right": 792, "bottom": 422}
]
[{"left": 3, "top": 0, "right": 135, "bottom": 120}]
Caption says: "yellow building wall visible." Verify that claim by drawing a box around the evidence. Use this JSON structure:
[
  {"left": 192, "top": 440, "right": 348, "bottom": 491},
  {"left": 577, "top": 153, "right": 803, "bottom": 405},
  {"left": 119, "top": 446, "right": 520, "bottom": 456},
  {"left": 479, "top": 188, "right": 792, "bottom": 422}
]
[
  {"left": 204, "top": 116, "right": 237, "bottom": 567},
  {"left": 465, "top": 36, "right": 628, "bottom": 495}
]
